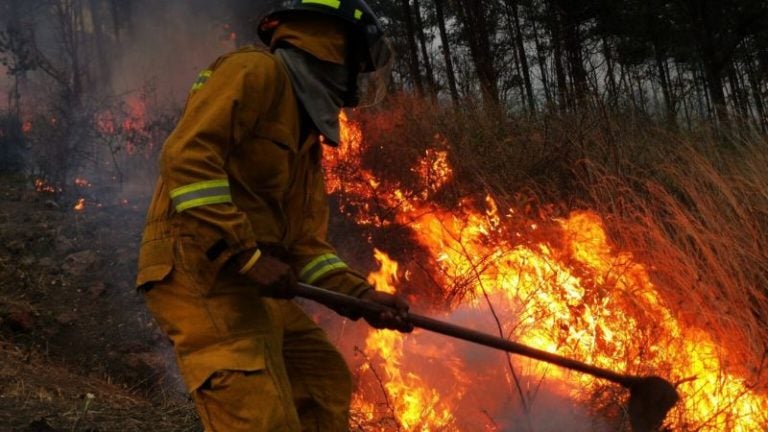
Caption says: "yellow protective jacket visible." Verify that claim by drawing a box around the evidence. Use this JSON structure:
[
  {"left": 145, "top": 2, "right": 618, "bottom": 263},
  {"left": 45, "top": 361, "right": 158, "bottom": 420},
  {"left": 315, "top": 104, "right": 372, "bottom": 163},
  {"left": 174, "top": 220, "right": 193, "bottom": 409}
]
[{"left": 136, "top": 46, "right": 368, "bottom": 299}]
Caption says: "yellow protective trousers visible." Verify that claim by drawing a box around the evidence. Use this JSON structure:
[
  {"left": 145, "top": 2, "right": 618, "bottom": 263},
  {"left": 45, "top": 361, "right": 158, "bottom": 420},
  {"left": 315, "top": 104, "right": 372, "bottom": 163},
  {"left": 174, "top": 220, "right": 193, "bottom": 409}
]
[{"left": 144, "top": 265, "right": 353, "bottom": 432}]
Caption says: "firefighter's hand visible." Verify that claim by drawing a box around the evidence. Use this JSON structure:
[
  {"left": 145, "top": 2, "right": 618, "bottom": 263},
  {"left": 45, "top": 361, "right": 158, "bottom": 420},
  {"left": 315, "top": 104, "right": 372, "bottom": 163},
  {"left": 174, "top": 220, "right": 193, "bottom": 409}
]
[
  {"left": 237, "top": 250, "right": 297, "bottom": 299},
  {"left": 358, "top": 290, "right": 414, "bottom": 333}
]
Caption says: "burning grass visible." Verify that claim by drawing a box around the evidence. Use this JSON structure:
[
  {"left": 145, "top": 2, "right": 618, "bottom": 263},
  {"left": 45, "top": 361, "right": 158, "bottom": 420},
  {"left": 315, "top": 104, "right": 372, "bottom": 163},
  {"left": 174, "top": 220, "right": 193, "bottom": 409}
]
[{"left": 331, "top": 96, "right": 768, "bottom": 431}]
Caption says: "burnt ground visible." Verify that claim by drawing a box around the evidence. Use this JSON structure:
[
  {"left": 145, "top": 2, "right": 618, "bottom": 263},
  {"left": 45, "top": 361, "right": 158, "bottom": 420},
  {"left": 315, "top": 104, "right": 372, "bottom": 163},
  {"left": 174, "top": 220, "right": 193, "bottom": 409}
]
[{"left": 0, "top": 175, "right": 200, "bottom": 431}]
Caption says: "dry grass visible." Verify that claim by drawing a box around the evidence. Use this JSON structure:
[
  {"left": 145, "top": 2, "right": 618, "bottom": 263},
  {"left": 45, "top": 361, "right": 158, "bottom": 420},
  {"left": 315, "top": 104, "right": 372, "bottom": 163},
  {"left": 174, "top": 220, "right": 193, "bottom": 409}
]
[
  {"left": 577, "top": 126, "right": 768, "bottom": 365},
  {"left": 0, "top": 344, "right": 200, "bottom": 431}
]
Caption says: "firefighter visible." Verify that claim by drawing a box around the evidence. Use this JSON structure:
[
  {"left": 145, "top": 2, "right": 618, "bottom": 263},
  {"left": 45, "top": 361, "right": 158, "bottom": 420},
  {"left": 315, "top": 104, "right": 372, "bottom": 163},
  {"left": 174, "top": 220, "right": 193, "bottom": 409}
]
[{"left": 134, "top": 0, "right": 411, "bottom": 430}]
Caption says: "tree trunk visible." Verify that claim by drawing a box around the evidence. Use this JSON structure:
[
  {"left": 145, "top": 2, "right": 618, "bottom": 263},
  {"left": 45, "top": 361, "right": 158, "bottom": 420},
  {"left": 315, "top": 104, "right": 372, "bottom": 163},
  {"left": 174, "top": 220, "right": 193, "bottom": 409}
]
[
  {"left": 53, "top": 0, "right": 83, "bottom": 102},
  {"left": 400, "top": 0, "right": 424, "bottom": 95},
  {"left": 694, "top": 63, "right": 713, "bottom": 119},
  {"left": 455, "top": 0, "right": 500, "bottom": 107},
  {"left": 654, "top": 44, "right": 675, "bottom": 125},
  {"left": 6, "top": 0, "right": 22, "bottom": 117},
  {"left": 729, "top": 63, "right": 750, "bottom": 120},
  {"left": 508, "top": 1, "right": 535, "bottom": 113},
  {"left": 675, "top": 62, "right": 693, "bottom": 129},
  {"left": 735, "top": 62, "right": 753, "bottom": 120},
  {"left": 88, "top": 0, "right": 111, "bottom": 87},
  {"left": 0, "top": 0, "right": 25, "bottom": 173},
  {"left": 634, "top": 69, "right": 646, "bottom": 112},
  {"left": 109, "top": 0, "right": 121, "bottom": 41},
  {"left": 412, "top": 0, "right": 437, "bottom": 98},
  {"left": 692, "top": 0, "right": 727, "bottom": 123},
  {"left": 561, "top": 17, "right": 587, "bottom": 107},
  {"left": 619, "top": 64, "right": 637, "bottom": 110},
  {"left": 73, "top": 0, "right": 85, "bottom": 100},
  {"left": 703, "top": 61, "right": 727, "bottom": 123},
  {"left": 746, "top": 56, "right": 767, "bottom": 131},
  {"left": 531, "top": 19, "right": 552, "bottom": 107},
  {"left": 504, "top": 13, "right": 526, "bottom": 109},
  {"left": 433, "top": 0, "right": 459, "bottom": 104},
  {"left": 602, "top": 36, "right": 617, "bottom": 106},
  {"left": 550, "top": 16, "right": 568, "bottom": 110}
]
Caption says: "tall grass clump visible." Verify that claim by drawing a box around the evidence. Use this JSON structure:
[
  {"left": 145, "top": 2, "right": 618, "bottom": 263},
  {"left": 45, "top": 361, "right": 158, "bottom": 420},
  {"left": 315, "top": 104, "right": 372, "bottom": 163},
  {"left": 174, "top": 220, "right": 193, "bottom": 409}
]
[{"left": 570, "top": 119, "right": 768, "bottom": 367}]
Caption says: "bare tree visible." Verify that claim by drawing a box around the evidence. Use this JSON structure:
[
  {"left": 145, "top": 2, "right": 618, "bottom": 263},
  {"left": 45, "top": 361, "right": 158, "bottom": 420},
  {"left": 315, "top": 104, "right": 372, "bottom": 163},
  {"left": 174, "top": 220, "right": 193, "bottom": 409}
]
[{"left": 433, "top": 0, "right": 459, "bottom": 104}]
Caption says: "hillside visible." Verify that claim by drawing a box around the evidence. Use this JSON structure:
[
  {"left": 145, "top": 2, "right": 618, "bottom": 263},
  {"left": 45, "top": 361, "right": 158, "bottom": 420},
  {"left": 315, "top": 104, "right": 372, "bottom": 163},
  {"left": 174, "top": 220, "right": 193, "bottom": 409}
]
[{"left": 0, "top": 176, "right": 199, "bottom": 431}]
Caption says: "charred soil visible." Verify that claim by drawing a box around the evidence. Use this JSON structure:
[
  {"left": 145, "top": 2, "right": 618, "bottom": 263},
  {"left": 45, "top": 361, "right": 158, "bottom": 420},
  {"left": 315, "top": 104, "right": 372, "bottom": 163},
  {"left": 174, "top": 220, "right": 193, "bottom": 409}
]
[{"left": 0, "top": 175, "right": 199, "bottom": 431}]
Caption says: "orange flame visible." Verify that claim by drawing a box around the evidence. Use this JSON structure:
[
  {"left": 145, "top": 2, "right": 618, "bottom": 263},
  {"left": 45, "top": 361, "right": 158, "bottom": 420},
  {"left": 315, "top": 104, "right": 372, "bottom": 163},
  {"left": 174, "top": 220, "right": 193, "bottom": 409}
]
[
  {"left": 333, "top": 111, "right": 768, "bottom": 431},
  {"left": 95, "top": 95, "right": 152, "bottom": 156},
  {"left": 367, "top": 249, "right": 398, "bottom": 295},
  {"left": 34, "top": 179, "right": 60, "bottom": 194},
  {"left": 73, "top": 198, "right": 85, "bottom": 212}
]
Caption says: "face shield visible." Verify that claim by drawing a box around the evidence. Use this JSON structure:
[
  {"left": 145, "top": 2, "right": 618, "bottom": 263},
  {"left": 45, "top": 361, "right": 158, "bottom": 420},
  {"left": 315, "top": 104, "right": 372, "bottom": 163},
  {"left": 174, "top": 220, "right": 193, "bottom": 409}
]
[{"left": 350, "top": 31, "right": 394, "bottom": 108}]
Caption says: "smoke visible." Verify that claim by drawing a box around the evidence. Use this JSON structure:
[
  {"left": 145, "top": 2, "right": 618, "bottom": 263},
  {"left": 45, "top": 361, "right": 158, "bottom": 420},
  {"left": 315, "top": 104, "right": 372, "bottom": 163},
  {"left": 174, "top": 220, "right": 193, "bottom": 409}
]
[
  {"left": 344, "top": 291, "right": 615, "bottom": 431},
  {"left": 451, "top": 303, "right": 601, "bottom": 431},
  {"left": 110, "top": 2, "right": 240, "bottom": 100}
]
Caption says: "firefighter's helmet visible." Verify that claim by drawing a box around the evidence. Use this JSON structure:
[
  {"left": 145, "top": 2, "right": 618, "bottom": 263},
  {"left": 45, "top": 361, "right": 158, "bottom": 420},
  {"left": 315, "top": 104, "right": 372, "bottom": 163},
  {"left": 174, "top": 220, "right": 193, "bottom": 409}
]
[{"left": 256, "top": 0, "right": 393, "bottom": 106}]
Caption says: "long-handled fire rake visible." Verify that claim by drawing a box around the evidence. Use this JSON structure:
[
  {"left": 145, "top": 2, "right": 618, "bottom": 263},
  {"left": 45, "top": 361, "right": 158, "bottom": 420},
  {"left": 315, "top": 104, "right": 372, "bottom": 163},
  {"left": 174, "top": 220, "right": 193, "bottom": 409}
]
[{"left": 295, "top": 282, "right": 680, "bottom": 432}]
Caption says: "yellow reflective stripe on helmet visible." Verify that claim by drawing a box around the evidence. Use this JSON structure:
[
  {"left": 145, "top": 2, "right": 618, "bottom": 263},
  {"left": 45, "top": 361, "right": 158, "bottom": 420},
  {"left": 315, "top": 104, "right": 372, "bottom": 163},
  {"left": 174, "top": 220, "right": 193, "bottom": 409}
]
[
  {"left": 302, "top": 0, "right": 341, "bottom": 9},
  {"left": 190, "top": 69, "right": 213, "bottom": 92},
  {"left": 354, "top": 9, "right": 363, "bottom": 19},
  {"left": 300, "top": 253, "right": 349, "bottom": 284},
  {"left": 170, "top": 179, "right": 232, "bottom": 212}
]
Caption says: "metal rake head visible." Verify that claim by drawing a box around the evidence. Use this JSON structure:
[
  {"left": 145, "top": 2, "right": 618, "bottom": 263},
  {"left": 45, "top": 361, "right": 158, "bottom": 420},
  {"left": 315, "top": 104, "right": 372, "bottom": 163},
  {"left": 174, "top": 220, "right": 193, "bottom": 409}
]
[{"left": 627, "top": 376, "right": 680, "bottom": 432}]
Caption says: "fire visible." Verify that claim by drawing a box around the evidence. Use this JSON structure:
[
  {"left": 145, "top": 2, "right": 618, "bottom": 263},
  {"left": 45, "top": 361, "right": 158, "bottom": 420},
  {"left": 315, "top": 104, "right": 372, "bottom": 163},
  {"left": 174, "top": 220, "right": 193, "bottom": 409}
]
[
  {"left": 95, "top": 95, "right": 152, "bottom": 155},
  {"left": 332, "top": 112, "right": 768, "bottom": 431},
  {"left": 122, "top": 96, "right": 148, "bottom": 154},
  {"left": 367, "top": 249, "right": 398, "bottom": 295},
  {"left": 74, "top": 178, "right": 92, "bottom": 188},
  {"left": 353, "top": 249, "right": 458, "bottom": 430},
  {"left": 413, "top": 146, "right": 452, "bottom": 195},
  {"left": 34, "top": 178, "right": 60, "bottom": 194},
  {"left": 73, "top": 198, "right": 85, "bottom": 212}
]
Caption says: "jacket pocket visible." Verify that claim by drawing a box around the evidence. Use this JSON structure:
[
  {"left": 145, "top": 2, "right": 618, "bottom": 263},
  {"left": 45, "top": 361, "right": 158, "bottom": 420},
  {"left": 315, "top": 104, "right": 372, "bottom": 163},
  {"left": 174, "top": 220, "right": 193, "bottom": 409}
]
[
  {"left": 180, "top": 337, "right": 267, "bottom": 392},
  {"left": 135, "top": 238, "right": 174, "bottom": 289},
  {"left": 175, "top": 236, "right": 225, "bottom": 296}
]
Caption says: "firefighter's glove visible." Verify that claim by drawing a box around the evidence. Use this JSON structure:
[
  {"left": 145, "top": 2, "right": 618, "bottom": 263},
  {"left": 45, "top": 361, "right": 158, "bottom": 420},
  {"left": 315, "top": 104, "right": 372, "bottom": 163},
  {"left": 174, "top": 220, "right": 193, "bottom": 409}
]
[
  {"left": 358, "top": 289, "right": 414, "bottom": 333},
  {"left": 236, "top": 249, "right": 297, "bottom": 299}
]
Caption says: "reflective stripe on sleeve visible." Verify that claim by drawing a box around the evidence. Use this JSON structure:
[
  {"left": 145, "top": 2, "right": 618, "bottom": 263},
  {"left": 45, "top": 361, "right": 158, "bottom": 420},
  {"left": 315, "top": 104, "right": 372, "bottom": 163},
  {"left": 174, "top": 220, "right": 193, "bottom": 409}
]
[
  {"left": 299, "top": 253, "right": 348, "bottom": 285},
  {"left": 190, "top": 69, "right": 213, "bottom": 92},
  {"left": 238, "top": 249, "right": 263, "bottom": 274},
  {"left": 170, "top": 179, "right": 232, "bottom": 212}
]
